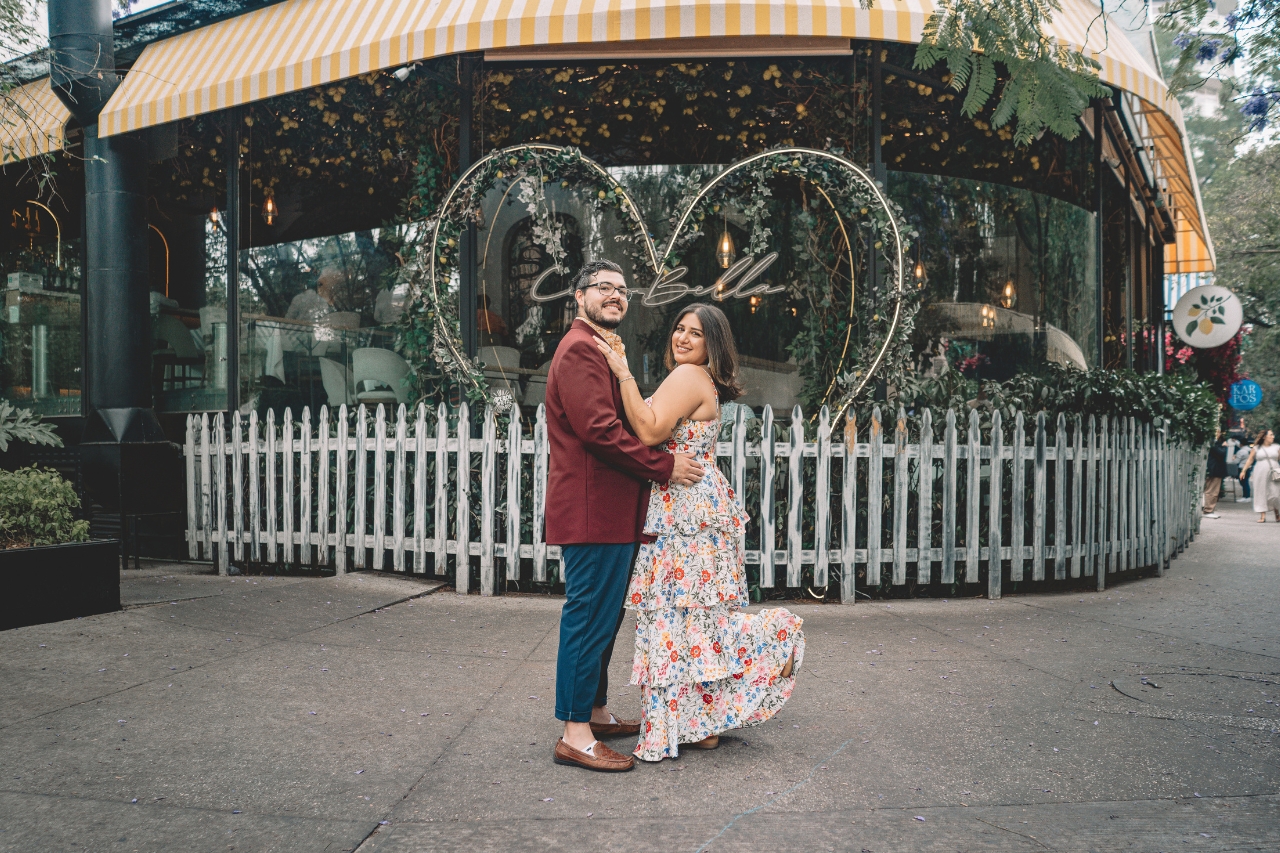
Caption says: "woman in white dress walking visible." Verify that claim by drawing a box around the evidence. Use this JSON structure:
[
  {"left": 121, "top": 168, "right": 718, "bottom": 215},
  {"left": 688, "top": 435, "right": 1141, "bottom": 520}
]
[{"left": 1239, "top": 429, "right": 1280, "bottom": 522}]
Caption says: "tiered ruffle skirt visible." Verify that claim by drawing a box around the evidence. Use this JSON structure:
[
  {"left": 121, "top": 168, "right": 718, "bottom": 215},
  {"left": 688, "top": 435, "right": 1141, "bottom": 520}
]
[{"left": 627, "top": 472, "right": 804, "bottom": 761}]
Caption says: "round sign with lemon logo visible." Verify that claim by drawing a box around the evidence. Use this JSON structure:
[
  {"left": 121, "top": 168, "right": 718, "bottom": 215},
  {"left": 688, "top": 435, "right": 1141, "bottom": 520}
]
[{"left": 1171, "top": 285, "right": 1243, "bottom": 349}]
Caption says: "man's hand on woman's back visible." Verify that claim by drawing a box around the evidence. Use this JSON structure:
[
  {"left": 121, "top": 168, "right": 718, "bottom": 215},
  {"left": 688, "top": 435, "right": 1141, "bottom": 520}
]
[{"left": 671, "top": 453, "right": 705, "bottom": 487}]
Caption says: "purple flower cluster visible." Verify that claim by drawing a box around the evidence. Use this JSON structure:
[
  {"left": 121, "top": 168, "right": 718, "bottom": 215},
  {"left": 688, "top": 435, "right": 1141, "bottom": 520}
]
[{"left": 1241, "top": 90, "right": 1279, "bottom": 131}]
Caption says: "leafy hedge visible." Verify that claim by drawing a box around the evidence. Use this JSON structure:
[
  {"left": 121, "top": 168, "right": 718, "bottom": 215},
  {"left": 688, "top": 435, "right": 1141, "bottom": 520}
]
[
  {"left": 892, "top": 364, "right": 1219, "bottom": 446},
  {"left": 0, "top": 467, "right": 90, "bottom": 550}
]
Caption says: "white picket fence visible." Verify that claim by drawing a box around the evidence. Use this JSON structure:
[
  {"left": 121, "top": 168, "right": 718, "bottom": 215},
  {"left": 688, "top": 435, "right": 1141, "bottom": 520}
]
[{"left": 184, "top": 403, "right": 1205, "bottom": 601}]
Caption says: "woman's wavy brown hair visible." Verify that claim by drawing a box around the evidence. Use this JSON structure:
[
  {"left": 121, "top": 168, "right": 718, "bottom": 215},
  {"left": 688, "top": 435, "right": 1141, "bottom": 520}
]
[{"left": 664, "top": 302, "right": 744, "bottom": 402}]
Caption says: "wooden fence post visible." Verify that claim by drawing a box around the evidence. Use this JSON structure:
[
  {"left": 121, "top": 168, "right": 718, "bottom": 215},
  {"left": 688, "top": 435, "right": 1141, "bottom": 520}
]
[
  {"left": 918, "top": 409, "right": 935, "bottom": 586},
  {"left": 786, "top": 406, "right": 804, "bottom": 588},
  {"left": 987, "top": 409, "right": 1003, "bottom": 599},
  {"left": 868, "top": 407, "right": 884, "bottom": 587},
  {"left": 759, "top": 406, "right": 776, "bottom": 589},
  {"left": 532, "top": 404, "right": 549, "bottom": 583},
  {"left": 335, "top": 404, "right": 349, "bottom": 575},
  {"left": 965, "top": 409, "right": 981, "bottom": 584},
  {"left": 892, "top": 407, "right": 908, "bottom": 587},
  {"left": 940, "top": 409, "right": 956, "bottom": 585},
  {"left": 506, "top": 406, "right": 523, "bottom": 583},
  {"left": 815, "top": 407, "right": 832, "bottom": 589},
  {"left": 392, "top": 404, "right": 408, "bottom": 573},
  {"left": 840, "top": 414, "right": 858, "bottom": 603},
  {"left": 456, "top": 401, "right": 472, "bottom": 594}
]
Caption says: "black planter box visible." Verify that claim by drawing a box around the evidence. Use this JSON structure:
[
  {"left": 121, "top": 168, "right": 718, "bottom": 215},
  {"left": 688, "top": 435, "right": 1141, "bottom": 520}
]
[{"left": 0, "top": 540, "right": 121, "bottom": 631}]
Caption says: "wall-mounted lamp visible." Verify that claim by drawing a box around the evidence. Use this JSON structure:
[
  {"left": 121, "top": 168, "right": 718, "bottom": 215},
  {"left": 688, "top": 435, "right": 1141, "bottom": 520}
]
[
  {"left": 263, "top": 195, "right": 278, "bottom": 226},
  {"left": 1000, "top": 279, "right": 1016, "bottom": 309}
]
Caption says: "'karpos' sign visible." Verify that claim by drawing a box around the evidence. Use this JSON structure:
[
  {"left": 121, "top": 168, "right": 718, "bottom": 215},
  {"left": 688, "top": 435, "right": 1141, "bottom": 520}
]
[
  {"left": 1171, "top": 285, "right": 1243, "bottom": 349},
  {"left": 1229, "top": 379, "right": 1263, "bottom": 412}
]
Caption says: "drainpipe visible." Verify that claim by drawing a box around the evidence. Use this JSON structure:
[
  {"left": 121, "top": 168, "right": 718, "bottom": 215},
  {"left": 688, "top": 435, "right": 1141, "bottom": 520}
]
[{"left": 50, "top": 0, "right": 178, "bottom": 552}]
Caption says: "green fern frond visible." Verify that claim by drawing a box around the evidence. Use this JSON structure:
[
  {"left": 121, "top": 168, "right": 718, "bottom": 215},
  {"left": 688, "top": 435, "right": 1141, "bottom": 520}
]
[
  {"left": 0, "top": 401, "right": 63, "bottom": 454},
  {"left": 911, "top": 0, "right": 1111, "bottom": 144}
]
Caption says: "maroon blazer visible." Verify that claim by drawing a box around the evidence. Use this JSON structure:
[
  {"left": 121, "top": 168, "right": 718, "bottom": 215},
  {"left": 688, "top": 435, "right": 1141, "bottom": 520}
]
[{"left": 544, "top": 319, "right": 675, "bottom": 545}]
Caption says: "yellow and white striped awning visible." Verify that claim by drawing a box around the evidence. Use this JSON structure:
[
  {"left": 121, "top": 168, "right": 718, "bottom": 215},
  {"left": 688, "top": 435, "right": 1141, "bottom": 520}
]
[
  {"left": 91, "top": 0, "right": 1211, "bottom": 272},
  {"left": 1, "top": 77, "right": 71, "bottom": 165},
  {"left": 1131, "top": 95, "right": 1215, "bottom": 274},
  {"left": 97, "top": 0, "right": 1176, "bottom": 136}
]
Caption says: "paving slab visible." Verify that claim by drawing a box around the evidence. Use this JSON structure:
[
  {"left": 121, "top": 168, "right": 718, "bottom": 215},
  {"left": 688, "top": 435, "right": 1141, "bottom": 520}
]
[{"left": 0, "top": 498, "right": 1276, "bottom": 852}]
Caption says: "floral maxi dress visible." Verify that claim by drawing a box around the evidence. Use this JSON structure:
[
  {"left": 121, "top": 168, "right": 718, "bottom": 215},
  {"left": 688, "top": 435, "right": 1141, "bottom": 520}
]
[{"left": 627, "top": 411, "right": 805, "bottom": 761}]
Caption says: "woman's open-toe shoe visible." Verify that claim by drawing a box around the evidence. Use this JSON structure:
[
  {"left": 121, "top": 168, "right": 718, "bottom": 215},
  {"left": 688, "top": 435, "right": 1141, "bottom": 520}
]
[{"left": 689, "top": 735, "right": 720, "bottom": 750}]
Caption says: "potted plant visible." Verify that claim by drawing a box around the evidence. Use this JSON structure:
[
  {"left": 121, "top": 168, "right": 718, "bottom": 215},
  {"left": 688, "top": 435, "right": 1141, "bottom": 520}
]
[{"left": 1, "top": 403, "right": 120, "bottom": 630}]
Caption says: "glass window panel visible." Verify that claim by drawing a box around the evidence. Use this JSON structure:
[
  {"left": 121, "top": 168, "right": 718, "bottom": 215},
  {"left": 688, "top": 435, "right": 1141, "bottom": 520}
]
[
  {"left": 1, "top": 203, "right": 82, "bottom": 416},
  {"left": 237, "top": 227, "right": 407, "bottom": 419}
]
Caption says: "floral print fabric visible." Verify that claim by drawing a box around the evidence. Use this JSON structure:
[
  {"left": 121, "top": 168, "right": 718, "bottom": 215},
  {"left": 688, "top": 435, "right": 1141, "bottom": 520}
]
[{"left": 627, "top": 408, "right": 804, "bottom": 761}]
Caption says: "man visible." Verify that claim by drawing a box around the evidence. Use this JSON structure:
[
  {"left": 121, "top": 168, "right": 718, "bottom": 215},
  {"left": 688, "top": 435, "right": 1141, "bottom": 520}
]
[
  {"left": 285, "top": 268, "right": 340, "bottom": 322},
  {"left": 545, "top": 259, "right": 705, "bottom": 772},
  {"left": 1203, "top": 430, "right": 1227, "bottom": 518}
]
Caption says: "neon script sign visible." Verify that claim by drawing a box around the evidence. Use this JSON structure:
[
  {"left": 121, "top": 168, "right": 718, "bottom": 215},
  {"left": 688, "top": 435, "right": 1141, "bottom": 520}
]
[{"left": 528, "top": 252, "right": 785, "bottom": 307}]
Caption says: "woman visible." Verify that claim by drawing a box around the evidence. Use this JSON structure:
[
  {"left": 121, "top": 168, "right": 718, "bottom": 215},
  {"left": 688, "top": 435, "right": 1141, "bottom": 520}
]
[
  {"left": 594, "top": 303, "right": 804, "bottom": 761},
  {"left": 1239, "top": 429, "right": 1280, "bottom": 522}
]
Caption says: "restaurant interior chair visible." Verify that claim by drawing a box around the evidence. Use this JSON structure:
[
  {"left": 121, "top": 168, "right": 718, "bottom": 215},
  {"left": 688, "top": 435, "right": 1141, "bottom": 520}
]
[
  {"left": 352, "top": 347, "right": 411, "bottom": 407},
  {"left": 152, "top": 313, "right": 204, "bottom": 389},
  {"left": 477, "top": 345, "right": 524, "bottom": 404},
  {"left": 522, "top": 359, "right": 553, "bottom": 407},
  {"left": 318, "top": 356, "right": 356, "bottom": 408},
  {"left": 198, "top": 306, "right": 227, "bottom": 342}
]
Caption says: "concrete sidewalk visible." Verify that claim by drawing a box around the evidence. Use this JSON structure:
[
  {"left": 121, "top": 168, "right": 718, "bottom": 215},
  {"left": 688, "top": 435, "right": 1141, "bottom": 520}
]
[{"left": 1, "top": 498, "right": 1277, "bottom": 852}]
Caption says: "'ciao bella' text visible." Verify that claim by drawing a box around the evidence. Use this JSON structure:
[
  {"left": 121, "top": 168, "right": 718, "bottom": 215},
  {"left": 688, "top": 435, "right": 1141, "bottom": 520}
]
[{"left": 528, "top": 252, "right": 785, "bottom": 307}]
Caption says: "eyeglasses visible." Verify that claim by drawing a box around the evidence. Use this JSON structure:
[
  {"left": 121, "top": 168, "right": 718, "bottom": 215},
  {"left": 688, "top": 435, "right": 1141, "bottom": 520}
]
[{"left": 585, "top": 282, "right": 630, "bottom": 300}]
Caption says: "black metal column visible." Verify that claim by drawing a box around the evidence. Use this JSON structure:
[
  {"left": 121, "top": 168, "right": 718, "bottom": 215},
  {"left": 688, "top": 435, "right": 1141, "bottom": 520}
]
[
  {"left": 225, "top": 109, "right": 242, "bottom": 413},
  {"left": 458, "top": 56, "right": 479, "bottom": 358},
  {"left": 81, "top": 127, "right": 152, "bottom": 411},
  {"left": 50, "top": 0, "right": 180, "bottom": 555}
]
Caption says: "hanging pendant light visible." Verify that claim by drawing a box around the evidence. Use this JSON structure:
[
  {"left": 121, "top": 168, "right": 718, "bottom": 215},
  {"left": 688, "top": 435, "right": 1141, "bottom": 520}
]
[
  {"left": 913, "top": 259, "right": 927, "bottom": 289},
  {"left": 263, "top": 194, "right": 278, "bottom": 226},
  {"left": 209, "top": 206, "right": 220, "bottom": 225},
  {"left": 716, "top": 213, "right": 735, "bottom": 269},
  {"left": 1000, "top": 278, "right": 1016, "bottom": 309}
]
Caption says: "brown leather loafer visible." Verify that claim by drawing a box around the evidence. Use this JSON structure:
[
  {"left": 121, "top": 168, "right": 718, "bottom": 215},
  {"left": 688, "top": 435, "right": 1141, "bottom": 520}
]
[
  {"left": 590, "top": 717, "right": 641, "bottom": 738},
  {"left": 553, "top": 738, "right": 635, "bottom": 772}
]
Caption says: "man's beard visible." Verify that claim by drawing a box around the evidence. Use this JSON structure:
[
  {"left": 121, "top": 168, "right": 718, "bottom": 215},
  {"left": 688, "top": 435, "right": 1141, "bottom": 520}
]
[{"left": 583, "top": 300, "right": 624, "bottom": 329}]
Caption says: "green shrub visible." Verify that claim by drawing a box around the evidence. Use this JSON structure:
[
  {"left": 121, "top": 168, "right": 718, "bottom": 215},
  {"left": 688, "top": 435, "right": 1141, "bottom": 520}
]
[
  {"left": 0, "top": 467, "right": 90, "bottom": 549},
  {"left": 891, "top": 364, "right": 1219, "bottom": 446}
]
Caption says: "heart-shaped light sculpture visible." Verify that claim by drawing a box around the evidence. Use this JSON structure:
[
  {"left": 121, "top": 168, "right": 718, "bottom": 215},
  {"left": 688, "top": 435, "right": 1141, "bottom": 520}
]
[{"left": 412, "top": 144, "right": 907, "bottom": 423}]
